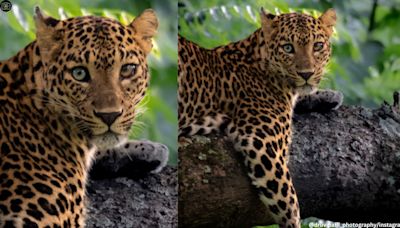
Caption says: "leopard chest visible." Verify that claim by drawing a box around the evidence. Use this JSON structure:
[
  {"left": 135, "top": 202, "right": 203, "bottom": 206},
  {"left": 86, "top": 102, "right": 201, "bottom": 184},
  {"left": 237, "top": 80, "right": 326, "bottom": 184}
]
[{"left": 0, "top": 105, "right": 90, "bottom": 224}]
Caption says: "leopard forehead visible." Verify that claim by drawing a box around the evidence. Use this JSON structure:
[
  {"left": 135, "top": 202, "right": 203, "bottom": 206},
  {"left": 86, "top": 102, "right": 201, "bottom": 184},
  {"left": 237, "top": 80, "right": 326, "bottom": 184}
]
[
  {"left": 273, "top": 13, "right": 328, "bottom": 44},
  {"left": 55, "top": 16, "right": 144, "bottom": 69}
]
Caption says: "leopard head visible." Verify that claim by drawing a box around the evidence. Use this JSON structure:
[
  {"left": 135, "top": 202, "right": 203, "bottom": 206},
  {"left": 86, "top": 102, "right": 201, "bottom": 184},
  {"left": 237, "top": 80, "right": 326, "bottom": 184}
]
[
  {"left": 260, "top": 8, "right": 336, "bottom": 95},
  {"left": 33, "top": 7, "right": 158, "bottom": 149}
]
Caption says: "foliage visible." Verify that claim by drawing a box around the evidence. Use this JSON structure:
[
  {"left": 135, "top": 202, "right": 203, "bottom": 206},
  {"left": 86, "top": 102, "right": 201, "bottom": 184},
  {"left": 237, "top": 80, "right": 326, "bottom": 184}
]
[
  {"left": 0, "top": 0, "right": 177, "bottom": 164},
  {"left": 178, "top": 0, "right": 400, "bottom": 107}
]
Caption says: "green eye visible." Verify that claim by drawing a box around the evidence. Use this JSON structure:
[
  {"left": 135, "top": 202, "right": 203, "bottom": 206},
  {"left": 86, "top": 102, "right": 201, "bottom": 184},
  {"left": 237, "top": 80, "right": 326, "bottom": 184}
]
[
  {"left": 120, "top": 64, "right": 137, "bottom": 79},
  {"left": 314, "top": 42, "right": 324, "bottom": 51},
  {"left": 71, "top": 67, "right": 90, "bottom": 82},
  {"left": 282, "top": 44, "right": 294, "bottom": 53}
]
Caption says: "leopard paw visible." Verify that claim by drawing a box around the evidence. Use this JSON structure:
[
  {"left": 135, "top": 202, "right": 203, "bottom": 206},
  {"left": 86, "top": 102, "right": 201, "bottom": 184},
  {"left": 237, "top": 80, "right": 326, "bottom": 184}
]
[
  {"left": 119, "top": 140, "right": 169, "bottom": 173},
  {"left": 91, "top": 140, "right": 169, "bottom": 179}
]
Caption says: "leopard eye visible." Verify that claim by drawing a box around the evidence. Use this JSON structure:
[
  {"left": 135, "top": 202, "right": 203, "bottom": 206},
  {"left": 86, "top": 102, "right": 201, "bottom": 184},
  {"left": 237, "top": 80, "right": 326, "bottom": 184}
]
[
  {"left": 282, "top": 44, "right": 294, "bottom": 53},
  {"left": 313, "top": 42, "right": 324, "bottom": 51},
  {"left": 71, "top": 67, "right": 90, "bottom": 82},
  {"left": 120, "top": 64, "right": 137, "bottom": 79}
]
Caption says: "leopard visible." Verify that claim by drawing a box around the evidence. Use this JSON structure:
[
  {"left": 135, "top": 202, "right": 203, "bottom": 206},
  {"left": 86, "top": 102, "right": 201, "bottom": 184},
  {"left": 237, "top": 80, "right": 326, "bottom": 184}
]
[
  {"left": 178, "top": 8, "right": 339, "bottom": 228},
  {"left": 0, "top": 7, "right": 168, "bottom": 227}
]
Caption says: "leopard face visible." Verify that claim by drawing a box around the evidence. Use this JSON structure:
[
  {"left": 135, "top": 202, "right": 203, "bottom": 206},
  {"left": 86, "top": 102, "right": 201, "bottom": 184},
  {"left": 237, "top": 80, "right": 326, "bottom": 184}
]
[
  {"left": 33, "top": 8, "right": 158, "bottom": 149},
  {"left": 261, "top": 9, "right": 336, "bottom": 95}
]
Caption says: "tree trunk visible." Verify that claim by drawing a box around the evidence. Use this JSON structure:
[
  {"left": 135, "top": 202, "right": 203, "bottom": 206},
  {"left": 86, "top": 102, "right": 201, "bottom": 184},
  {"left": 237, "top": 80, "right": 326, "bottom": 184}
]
[{"left": 179, "top": 95, "right": 400, "bottom": 227}]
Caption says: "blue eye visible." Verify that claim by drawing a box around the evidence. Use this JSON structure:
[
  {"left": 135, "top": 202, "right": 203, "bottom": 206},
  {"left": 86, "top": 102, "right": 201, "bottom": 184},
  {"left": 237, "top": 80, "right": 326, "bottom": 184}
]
[
  {"left": 282, "top": 44, "right": 294, "bottom": 53},
  {"left": 71, "top": 67, "right": 90, "bottom": 82}
]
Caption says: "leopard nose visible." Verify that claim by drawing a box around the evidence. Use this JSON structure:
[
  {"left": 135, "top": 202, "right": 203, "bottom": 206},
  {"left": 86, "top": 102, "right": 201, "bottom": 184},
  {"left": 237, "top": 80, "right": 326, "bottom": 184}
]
[
  {"left": 94, "top": 111, "right": 122, "bottom": 126},
  {"left": 297, "top": 71, "right": 314, "bottom": 80}
]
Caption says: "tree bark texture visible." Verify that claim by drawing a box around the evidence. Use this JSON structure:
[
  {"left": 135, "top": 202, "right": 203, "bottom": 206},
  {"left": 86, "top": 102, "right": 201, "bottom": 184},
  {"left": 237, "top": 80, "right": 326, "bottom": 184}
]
[
  {"left": 179, "top": 100, "right": 400, "bottom": 227},
  {"left": 87, "top": 166, "right": 177, "bottom": 228}
]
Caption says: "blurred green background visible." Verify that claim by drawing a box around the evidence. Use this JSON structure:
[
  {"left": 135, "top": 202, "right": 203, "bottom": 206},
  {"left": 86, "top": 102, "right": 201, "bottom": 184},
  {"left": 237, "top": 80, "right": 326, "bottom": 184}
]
[
  {"left": 0, "top": 0, "right": 178, "bottom": 164},
  {"left": 179, "top": 0, "right": 400, "bottom": 108}
]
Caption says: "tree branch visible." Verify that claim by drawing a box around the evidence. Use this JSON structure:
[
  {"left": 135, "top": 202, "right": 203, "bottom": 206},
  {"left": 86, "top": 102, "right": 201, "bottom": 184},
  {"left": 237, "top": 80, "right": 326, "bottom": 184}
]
[{"left": 179, "top": 97, "right": 400, "bottom": 227}]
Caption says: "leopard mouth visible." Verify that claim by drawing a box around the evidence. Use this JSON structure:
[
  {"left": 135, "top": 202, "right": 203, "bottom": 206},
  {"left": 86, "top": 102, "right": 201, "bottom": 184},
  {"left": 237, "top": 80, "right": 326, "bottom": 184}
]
[
  {"left": 90, "top": 123, "right": 129, "bottom": 139},
  {"left": 75, "top": 116, "right": 132, "bottom": 149}
]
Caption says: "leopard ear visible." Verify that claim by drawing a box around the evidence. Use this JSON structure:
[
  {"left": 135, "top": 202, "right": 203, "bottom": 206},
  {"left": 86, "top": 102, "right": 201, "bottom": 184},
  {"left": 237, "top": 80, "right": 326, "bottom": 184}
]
[
  {"left": 260, "top": 7, "right": 277, "bottom": 40},
  {"left": 318, "top": 8, "right": 336, "bottom": 36},
  {"left": 34, "top": 6, "right": 62, "bottom": 62},
  {"left": 130, "top": 9, "right": 159, "bottom": 54}
]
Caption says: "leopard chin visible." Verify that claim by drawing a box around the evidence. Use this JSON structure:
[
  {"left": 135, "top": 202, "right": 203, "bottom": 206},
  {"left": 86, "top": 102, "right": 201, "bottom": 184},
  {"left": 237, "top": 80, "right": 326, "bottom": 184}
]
[
  {"left": 90, "top": 132, "right": 127, "bottom": 150},
  {"left": 294, "top": 84, "right": 317, "bottom": 95}
]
